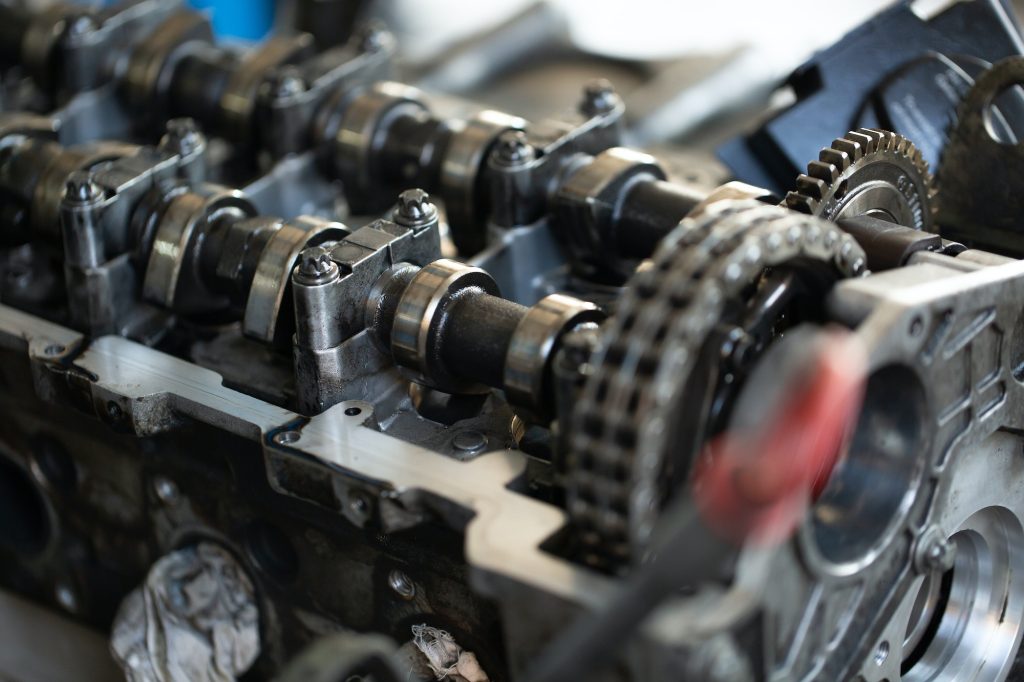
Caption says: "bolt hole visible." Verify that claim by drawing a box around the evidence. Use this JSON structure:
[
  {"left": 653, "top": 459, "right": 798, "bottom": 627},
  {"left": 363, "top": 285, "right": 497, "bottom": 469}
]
[
  {"left": 985, "top": 83, "right": 1024, "bottom": 146},
  {"left": 43, "top": 344, "right": 64, "bottom": 357},
  {"left": 274, "top": 430, "right": 301, "bottom": 445},
  {"left": 388, "top": 568, "right": 416, "bottom": 600},
  {"left": 909, "top": 316, "right": 924, "bottom": 337},
  {"left": 106, "top": 401, "right": 122, "bottom": 420},
  {"left": 246, "top": 521, "right": 299, "bottom": 584},
  {"left": 344, "top": 407, "right": 362, "bottom": 417},
  {"left": 875, "top": 640, "right": 890, "bottom": 665},
  {"left": 348, "top": 491, "right": 371, "bottom": 520}
]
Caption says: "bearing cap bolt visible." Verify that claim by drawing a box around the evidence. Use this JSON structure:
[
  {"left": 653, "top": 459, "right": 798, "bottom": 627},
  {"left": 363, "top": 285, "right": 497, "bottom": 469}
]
[
  {"left": 394, "top": 188, "right": 438, "bottom": 227},
  {"left": 66, "top": 14, "right": 95, "bottom": 38},
  {"left": 161, "top": 118, "right": 204, "bottom": 157},
  {"left": 271, "top": 67, "right": 306, "bottom": 100},
  {"left": 493, "top": 130, "right": 535, "bottom": 167},
  {"left": 64, "top": 171, "right": 100, "bottom": 203},
  {"left": 358, "top": 23, "right": 392, "bottom": 53},
  {"left": 580, "top": 78, "right": 619, "bottom": 116},
  {"left": 296, "top": 245, "right": 339, "bottom": 284}
]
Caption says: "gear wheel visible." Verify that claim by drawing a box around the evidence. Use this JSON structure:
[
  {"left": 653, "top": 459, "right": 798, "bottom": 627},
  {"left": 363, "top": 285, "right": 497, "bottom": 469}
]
[
  {"left": 565, "top": 201, "right": 866, "bottom": 570},
  {"left": 783, "top": 128, "right": 936, "bottom": 231}
]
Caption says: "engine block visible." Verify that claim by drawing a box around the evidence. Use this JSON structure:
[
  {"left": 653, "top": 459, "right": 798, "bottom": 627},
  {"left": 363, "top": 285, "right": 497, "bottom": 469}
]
[{"left": 1, "top": 1, "right": 1024, "bottom": 681}]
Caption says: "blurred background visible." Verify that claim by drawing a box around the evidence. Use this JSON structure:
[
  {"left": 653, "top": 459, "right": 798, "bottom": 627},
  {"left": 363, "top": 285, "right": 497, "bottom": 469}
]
[{"left": 201, "top": 0, "right": 899, "bottom": 147}]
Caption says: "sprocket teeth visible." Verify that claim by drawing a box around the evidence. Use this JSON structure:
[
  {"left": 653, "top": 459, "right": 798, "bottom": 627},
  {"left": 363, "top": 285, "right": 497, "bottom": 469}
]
[
  {"left": 858, "top": 128, "right": 885, "bottom": 152},
  {"left": 832, "top": 137, "right": 864, "bottom": 161},
  {"left": 819, "top": 147, "right": 851, "bottom": 171},
  {"left": 783, "top": 127, "right": 935, "bottom": 230},
  {"left": 845, "top": 130, "right": 876, "bottom": 154},
  {"left": 795, "top": 174, "right": 827, "bottom": 200},
  {"left": 807, "top": 160, "right": 839, "bottom": 184},
  {"left": 873, "top": 130, "right": 891, "bottom": 147},
  {"left": 566, "top": 203, "right": 866, "bottom": 568},
  {"left": 784, "top": 191, "right": 815, "bottom": 213}
]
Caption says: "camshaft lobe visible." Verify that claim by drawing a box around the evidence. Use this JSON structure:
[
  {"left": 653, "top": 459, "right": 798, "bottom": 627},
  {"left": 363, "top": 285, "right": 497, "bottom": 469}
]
[
  {"left": 290, "top": 192, "right": 602, "bottom": 418},
  {"left": 0, "top": 0, "right": 730, "bottom": 278},
  {"left": 369, "top": 259, "right": 604, "bottom": 419},
  {"left": 0, "top": 3, "right": 763, "bottom": 281}
]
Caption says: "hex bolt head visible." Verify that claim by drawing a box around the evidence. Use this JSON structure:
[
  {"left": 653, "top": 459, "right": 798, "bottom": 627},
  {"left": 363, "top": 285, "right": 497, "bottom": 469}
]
[
  {"left": 394, "top": 188, "right": 438, "bottom": 227},
  {"left": 271, "top": 68, "right": 306, "bottom": 100},
  {"left": 296, "top": 245, "right": 339, "bottom": 283},
  {"left": 55, "top": 583, "right": 78, "bottom": 612},
  {"left": 452, "top": 430, "right": 487, "bottom": 453},
  {"left": 915, "top": 527, "right": 956, "bottom": 573},
  {"left": 358, "top": 23, "right": 392, "bottom": 53},
  {"left": 924, "top": 536, "right": 956, "bottom": 572},
  {"left": 66, "top": 14, "right": 95, "bottom": 37},
  {"left": 493, "top": 130, "right": 535, "bottom": 167},
  {"left": 161, "top": 118, "right": 204, "bottom": 157},
  {"left": 64, "top": 170, "right": 100, "bottom": 203},
  {"left": 387, "top": 568, "right": 416, "bottom": 600},
  {"left": 153, "top": 477, "right": 180, "bottom": 506},
  {"left": 580, "top": 78, "right": 619, "bottom": 116}
]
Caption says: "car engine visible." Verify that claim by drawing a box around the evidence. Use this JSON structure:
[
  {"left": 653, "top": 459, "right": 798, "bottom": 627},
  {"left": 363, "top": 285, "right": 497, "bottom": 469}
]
[{"left": 2, "top": 0, "right": 1024, "bottom": 680}]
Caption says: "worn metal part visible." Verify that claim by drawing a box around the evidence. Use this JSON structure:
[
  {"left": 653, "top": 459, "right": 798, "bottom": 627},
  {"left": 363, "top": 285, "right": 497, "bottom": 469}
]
[
  {"left": 141, "top": 184, "right": 256, "bottom": 313},
  {"left": 389, "top": 259, "right": 502, "bottom": 394},
  {"left": 567, "top": 201, "right": 866, "bottom": 568},
  {"left": 242, "top": 215, "right": 347, "bottom": 345},
  {"left": 503, "top": 294, "right": 604, "bottom": 418},
  {"left": 783, "top": 127, "right": 935, "bottom": 231},
  {"left": 0, "top": 4, "right": 1023, "bottom": 682},
  {"left": 938, "top": 56, "right": 1024, "bottom": 256}
]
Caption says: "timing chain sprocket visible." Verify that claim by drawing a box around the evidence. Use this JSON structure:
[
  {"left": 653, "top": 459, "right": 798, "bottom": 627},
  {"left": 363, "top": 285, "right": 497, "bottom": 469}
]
[
  {"left": 565, "top": 201, "right": 866, "bottom": 570},
  {"left": 783, "top": 128, "right": 936, "bottom": 231}
]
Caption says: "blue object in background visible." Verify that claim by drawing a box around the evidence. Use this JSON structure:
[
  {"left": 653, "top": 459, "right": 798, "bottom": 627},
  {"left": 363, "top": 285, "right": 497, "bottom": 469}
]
[{"left": 188, "top": 0, "right": 276, "bottom": 41}]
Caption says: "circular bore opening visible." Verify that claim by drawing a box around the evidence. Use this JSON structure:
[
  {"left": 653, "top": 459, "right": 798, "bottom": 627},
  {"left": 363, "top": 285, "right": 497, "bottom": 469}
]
[
  {"left": 902, "top": 507, "right": 1024, "bottom": 681},
  {"left": 30, "top": 436, "right": 77, "bottom": 495},
  {"left": 985, "top": 84, "right": 1024, "bottom": 146},
  {"left": 274, "top": 430, "right": 301, "bottom": 445},
  {"left": 344, "top": 407, "right": 362, "bottom": 417},
  {"left": 0, "top": 456, "right": 51, "bottom": 556},
  {"left": 811, "top": 365, "right": 925, "bottom": 568},
  {"left": 246, "top": 521, "right": 299, "bottom": 584}
]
